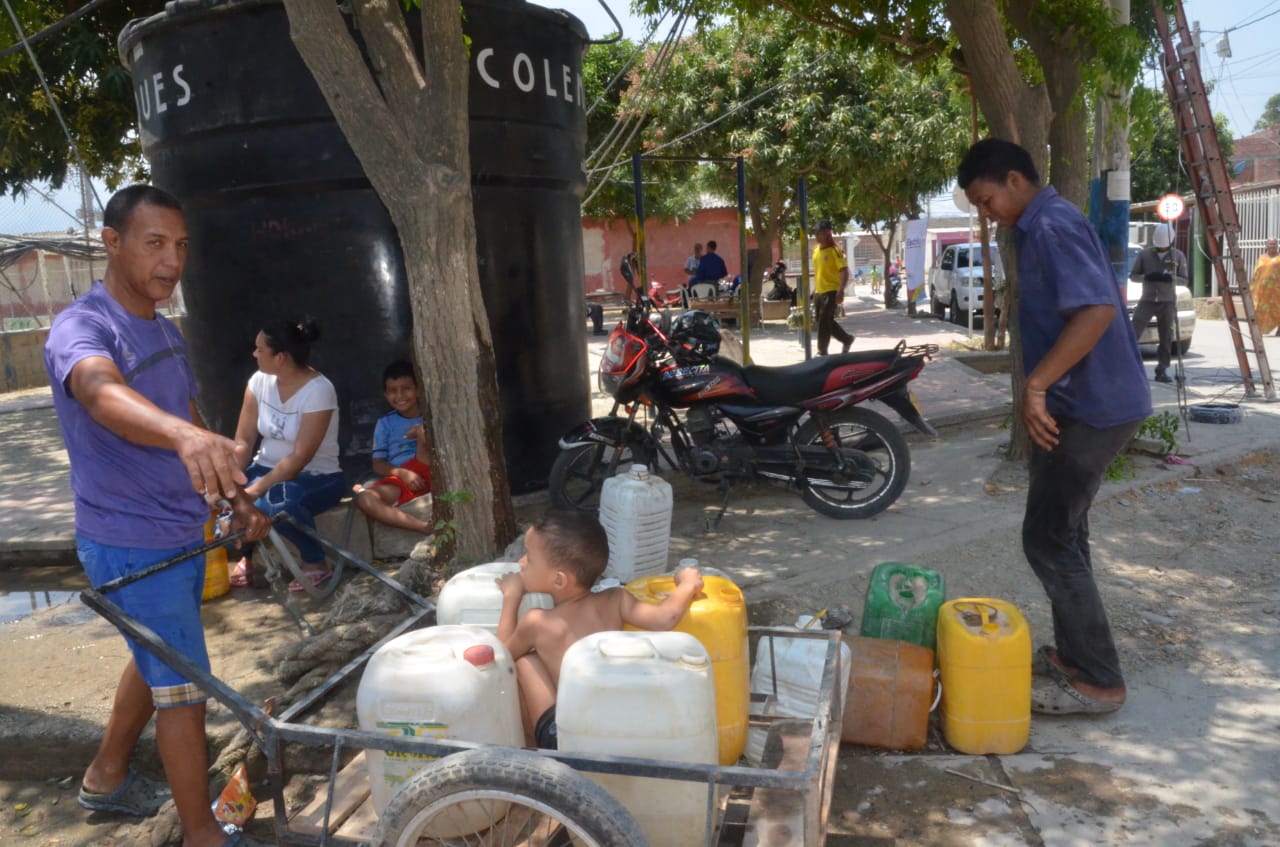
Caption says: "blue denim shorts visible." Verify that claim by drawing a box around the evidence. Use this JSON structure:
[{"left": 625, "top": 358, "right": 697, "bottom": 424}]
[{"left": 76, "top": 535, "right": 210, "bottom": 708}]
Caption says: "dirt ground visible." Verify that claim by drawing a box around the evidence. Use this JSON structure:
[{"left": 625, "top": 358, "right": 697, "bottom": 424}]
[{"left": 2, "top": 427, "right": 1277, "bottom": 846}]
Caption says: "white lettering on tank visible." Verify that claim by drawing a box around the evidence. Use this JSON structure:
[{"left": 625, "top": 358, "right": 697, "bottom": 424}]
[
  {"left": 152, "top": 72, "right": 167, "bottom": 113},
  {"left": 512, "top": 53, "right": 535, "bottom": 92},
  {"left": 135, "top": 83, "right": 151, "bottom": 120},
  {"left": 562, "top": 64, "right": 573, "bottom": 103},
  {"left": 476, "top": 48, "right": 499, "bottom": 89},
  {"left": 173, "top": 64, "right": 191, "bottom": 106},
  {"left": 542, "top": 59, "right": 557, "bottom": 97}
]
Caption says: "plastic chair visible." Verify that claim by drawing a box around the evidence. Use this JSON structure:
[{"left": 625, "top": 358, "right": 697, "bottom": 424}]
[{"left": 689, "top": 282, "right": 717, "bottom": 300}]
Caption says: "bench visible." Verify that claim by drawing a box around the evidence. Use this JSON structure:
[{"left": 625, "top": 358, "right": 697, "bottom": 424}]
[{"left": 687, "top": 294, "right": 764, "bottom": 327}]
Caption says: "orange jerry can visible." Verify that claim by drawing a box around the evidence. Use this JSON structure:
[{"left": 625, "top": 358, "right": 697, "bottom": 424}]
[{"left": 841, "top": 635, "right": 935, "bottom": 751}]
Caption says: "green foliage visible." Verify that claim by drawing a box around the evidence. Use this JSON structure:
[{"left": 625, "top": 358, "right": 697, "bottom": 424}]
[
  {"left": 1137, "top": 410, "right": 1180, "bottom": 456},
  {"left": 580, "top": 36, "right": 702, "bottom": 222},
  {"left": 615, "top": 15, "right": 965, "bottom": 249},
  {"left": 431, "top": 488, "right": 475, "bottom": 555},
  {"left": 1130, "top": 84, "right": 1234, "bottom": 202},
  {"left": 0, "top": 1, "right": 151, "bottom": 196},
  {"left": 1255, "top": 93, "right": 1280, "bottom": 131},
  {"left": 1105, "top": 452, "right": 1134, "bottom": 481}
]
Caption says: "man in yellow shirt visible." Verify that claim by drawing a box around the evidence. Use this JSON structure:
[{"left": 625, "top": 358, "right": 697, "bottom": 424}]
[{"left": 813, "top": 219, "right": 854, "bottom": 355}]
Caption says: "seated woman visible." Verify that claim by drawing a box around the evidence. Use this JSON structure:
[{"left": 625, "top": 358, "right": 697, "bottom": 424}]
[{"left": 229, "top": 317, "right": 345, "bottom": 591}]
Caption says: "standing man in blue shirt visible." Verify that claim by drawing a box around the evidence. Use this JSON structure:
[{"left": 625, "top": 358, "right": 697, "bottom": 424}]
[{"left": 959, "top": 139, "right": 1151, "bottom": 716}]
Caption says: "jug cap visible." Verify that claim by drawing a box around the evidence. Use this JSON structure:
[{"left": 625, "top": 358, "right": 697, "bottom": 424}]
[
  {"left": 628, "top": 463, "right": 650, "bottom": 478},
  {"left": 462, "top": 644, "right": 496, "bottom": 666}
]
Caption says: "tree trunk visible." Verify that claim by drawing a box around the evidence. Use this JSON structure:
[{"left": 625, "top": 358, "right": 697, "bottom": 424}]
[
  {"left": 945, "top": 0, "right": 1053, "bottom": 461},
  {"left": 1004, "top": 0, "right": 1092, "bottom": 207},
  {"left": 282, "top": 0, "right": 516, "bottom": 560}
]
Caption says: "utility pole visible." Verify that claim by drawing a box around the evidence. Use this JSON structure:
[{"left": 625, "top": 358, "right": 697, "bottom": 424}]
[{"left": 1089, "top": 0, "right": 1132, "bottom": 281}]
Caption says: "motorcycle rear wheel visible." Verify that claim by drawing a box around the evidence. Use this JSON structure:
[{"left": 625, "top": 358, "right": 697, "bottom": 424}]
[
  {"left": 794, "top": 407, "right": 910, "bottom": 519},
  {"left": 548, "top": 441, "right": 654, "bottom": 512}
]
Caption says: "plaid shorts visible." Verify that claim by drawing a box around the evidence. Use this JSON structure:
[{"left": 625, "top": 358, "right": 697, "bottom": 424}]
[{"left": 77, "top": 535, "right": 209, "bottom": 708}]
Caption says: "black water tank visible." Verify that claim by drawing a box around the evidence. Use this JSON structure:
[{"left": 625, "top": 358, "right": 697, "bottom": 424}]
[{"left": 118, "top": 0, "right": 589, "bottom": 493}]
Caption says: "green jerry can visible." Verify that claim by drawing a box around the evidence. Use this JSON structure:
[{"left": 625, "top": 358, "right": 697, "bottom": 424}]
[{"left": 860, "top": 563, "right": 946, "bottom": 651}]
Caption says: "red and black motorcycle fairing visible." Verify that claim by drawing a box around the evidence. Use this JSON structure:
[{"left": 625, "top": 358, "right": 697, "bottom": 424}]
[{"left": 551, "top": 283, "right": 937, "bottom": 519}]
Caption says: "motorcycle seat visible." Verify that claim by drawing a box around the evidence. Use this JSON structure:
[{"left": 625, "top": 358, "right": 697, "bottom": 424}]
[{"left": 716, "top": 350, "right": 897, "bottom": 406}]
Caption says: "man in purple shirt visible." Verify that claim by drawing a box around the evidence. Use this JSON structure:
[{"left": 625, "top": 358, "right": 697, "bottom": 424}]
[
  {"left": 44, "top": 185, "right": 270, "bottom": 847},
  {"left": 959, "top": 139, "right": 1150, "bottom": 717}
]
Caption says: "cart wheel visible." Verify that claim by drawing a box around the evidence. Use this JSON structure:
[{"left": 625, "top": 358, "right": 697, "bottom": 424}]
[{"left": 371, "top": 748, "right": 650, "bottom": 847}]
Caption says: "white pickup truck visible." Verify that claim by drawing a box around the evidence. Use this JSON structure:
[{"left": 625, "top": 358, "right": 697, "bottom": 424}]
[{"left": 929, "top": 242, "right": 1004, "bottom": 325}]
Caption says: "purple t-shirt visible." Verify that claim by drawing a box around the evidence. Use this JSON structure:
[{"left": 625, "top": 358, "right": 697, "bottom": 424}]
[
  {"left": 1013, "top": 187, "right": 1152, "bottom": 429},
  {"left": 44, "top": 282, "right": 207, "bottom": 548}
]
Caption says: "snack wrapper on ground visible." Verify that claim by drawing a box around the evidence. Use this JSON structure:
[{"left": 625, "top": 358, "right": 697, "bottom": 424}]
[{"left": 212, "top": 763, "right": 257, "bottom": 826}]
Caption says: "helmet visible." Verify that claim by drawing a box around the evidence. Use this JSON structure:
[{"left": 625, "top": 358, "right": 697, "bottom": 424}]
[
  {"left": 1153, "top": 223, "right": 1173, "bottom": 249},
  {"left": 670, "top": 310, "right": 722, "bottom": 359}
]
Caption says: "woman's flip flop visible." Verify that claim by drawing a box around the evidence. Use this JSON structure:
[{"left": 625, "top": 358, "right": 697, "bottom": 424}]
[
  {"left": 288, "top": 569, "right": 333, "bottom": 593},
  {"left": 228, "top": 559, "right": 252, "bottom": 588}
]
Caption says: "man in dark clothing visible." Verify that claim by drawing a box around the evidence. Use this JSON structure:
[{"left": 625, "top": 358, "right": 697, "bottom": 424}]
[
  {"left": 1128, "top": 222, "right": 1187, "bottom": 383},
  {"left": 694, "top": 240, "right": 729, "bottom": 288},
  {"left": 959, "top": 139, "right": 1151, "bottom": 717}
]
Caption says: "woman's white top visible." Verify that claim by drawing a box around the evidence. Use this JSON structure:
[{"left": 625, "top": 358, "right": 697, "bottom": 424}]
[{"left": 248, "top": 370, "right": 341, "bottom": 475}]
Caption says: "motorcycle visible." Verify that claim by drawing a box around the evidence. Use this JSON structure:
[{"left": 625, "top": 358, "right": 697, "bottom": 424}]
[{"left": 549, "top": 261, "right": 938, "bottom": 521}]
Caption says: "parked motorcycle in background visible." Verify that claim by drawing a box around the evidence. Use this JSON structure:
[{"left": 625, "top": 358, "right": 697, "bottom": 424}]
[{"left": 550, "top": 258, "right": 938, "bottom": 521}]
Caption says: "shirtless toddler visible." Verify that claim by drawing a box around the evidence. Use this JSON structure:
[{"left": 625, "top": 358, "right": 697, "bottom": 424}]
[{"left": 496, "top": 511, "right": 703, "bottom": 748}]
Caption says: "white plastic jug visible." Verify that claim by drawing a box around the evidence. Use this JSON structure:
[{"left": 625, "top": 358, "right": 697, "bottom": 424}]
[
  {"left": 557, "top": 631, "right": 718, "bottom": 847},
  {"left": 356, "top": 625, "right": 523, "bottom": 827},
  {"left": 435, "top": 561, "right": 553, "bottom": 632},
  {"left": 598, "top": 464, "right": 673, "bottom": 582},
  {"left": 744, "top": 616, "right": 852, "bottom": 766}
]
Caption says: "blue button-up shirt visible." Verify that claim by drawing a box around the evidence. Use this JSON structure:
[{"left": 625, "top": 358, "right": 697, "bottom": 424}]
[{"left": 1014, "top": 187, "right": 1151, "bottom": 428}]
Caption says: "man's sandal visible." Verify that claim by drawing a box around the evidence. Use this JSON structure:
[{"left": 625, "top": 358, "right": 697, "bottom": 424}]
[
  {"left": 1031, "top": 645, "right": 1075, "bottom": 683},
  {"left": 1031, "top": 675, "right": 1123, "bottom": 716},
  {"left": 77, "top": 769, "right": 171, "bottom": 816}
]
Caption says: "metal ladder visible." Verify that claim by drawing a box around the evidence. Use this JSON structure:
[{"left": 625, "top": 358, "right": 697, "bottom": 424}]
[{"left": 1153, "top": 0, "right": 1275, "bottom": 401}]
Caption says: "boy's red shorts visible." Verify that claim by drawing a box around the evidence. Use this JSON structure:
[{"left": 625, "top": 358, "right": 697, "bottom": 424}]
[{"left": 372, "top": 457, "right": 432, "bottom": 505}]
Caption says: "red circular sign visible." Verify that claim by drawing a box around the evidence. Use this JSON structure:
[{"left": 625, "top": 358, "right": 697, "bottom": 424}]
[{"left": 1157, "top": 194, "right": 1185, "bottom": 221}]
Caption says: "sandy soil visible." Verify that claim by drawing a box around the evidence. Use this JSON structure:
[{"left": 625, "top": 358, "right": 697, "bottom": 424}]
[{"left": 2, "top": 435, "right": 1277, "bottom": 846}]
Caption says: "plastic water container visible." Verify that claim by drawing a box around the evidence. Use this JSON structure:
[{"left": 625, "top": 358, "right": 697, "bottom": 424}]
[
  {"left": 201, "top": 518, "right": 229, "bottom": 602},
  {"left": 356, "top": 626, "right": 523, "bottom": 825},
  {"left": 624, "top": 570, "right": 749, "bottom": 764},
  {"left": 557, "top": 631, "right": 718, "bottom": 846},
  {"left": 745, "top": 617, "right": 852, "bottom": 766},
  {"left": 860, "top": 562, "right": 946, "bottom": 651},
  {"left": 598, "top": 464, "right": 672, "bottom": 581},
  {"left": 841, "top": 635, "right": 936, "bottom": 751},
  {"left": 435, "top": 561, "right": 553, "bottom": 632},
  {"left": 937, "top": 598, "right": 1031, "bottom": 755}
]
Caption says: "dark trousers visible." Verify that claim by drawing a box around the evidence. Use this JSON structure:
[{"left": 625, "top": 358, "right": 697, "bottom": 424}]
[
  {"left": 814, "top": 291, "right": 852, "bottom": 354},
  {"left": 586, "top": 303, "right": 604, "bottom": 334},
  {"left": 1022, "top": 416, "right": 1142, "bottom": 689},
  {"left": 1130, "top": 299, "right": 1176, "bottom": 374}
]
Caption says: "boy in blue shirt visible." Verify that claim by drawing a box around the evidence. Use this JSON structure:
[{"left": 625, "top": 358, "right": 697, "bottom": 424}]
[
  {"left": 353, "top": 361, "right": 432, "bottom": 535},
  {"left": 958, "top": 139, "right": 1150, "bottom": 717}
]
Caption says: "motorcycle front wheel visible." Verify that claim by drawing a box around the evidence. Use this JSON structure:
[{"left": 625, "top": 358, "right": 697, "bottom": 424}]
[
  {"left": 794, "top": 407, "right": 910, "bottom": 519},
  {"left": 548, "top": 441, "right": 654, "bottom": 512}
]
